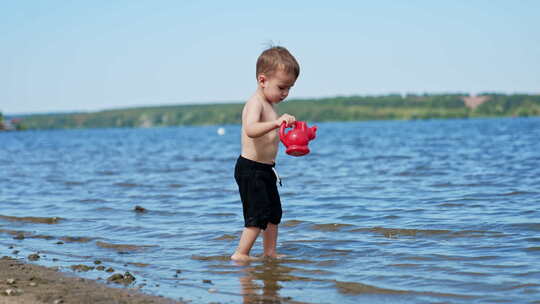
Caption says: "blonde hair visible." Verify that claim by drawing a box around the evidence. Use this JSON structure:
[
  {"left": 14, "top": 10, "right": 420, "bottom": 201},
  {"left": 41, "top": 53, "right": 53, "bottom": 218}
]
[{"left": 256, "top": 46, "right": 300, "bottom": 79}]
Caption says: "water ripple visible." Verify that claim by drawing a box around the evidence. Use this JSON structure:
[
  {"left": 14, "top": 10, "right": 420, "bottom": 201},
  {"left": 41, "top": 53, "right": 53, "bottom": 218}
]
[{"left": 1, "top": 118, "right": 540, "bottom": 303}]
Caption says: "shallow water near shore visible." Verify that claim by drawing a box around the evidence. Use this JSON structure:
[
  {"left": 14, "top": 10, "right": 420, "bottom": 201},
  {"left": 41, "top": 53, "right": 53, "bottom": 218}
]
[{"left": 1, "top": 117, "right": 540, "bottom": 303}]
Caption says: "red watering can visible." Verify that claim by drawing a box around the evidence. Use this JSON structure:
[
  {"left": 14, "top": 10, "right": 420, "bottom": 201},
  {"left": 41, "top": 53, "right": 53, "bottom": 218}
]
[{"left": 279, "top": 121, "right": 317, "bottom": 156}]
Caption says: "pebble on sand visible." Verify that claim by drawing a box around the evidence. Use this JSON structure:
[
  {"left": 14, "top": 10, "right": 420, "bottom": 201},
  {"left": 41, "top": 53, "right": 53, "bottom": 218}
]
[
  {"left": 28, "top": 253, "right": 40, "bottom": 261},
  {"left": 4, "top": 288, "right": 22, "bottom": 296},
  {"left": 107, "top": 272, "right": 136, "bottom": 285},
  {"left": 70, "top": 264, "right": 95, "bottom": 272}
]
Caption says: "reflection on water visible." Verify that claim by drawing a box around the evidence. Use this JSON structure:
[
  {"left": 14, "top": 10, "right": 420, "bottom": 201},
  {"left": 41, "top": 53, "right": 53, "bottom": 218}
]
[
  {"left": 237, "top": 259, "right": 288, "bottom": 304},
  {"left": 1, "top": 117, "right": 540, "bottom": 303}
]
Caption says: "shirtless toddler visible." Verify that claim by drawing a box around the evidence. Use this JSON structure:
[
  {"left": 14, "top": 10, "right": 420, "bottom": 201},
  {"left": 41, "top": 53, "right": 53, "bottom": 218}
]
[{"left": 231, "top": 46, "right": 300, "bottom": 262}]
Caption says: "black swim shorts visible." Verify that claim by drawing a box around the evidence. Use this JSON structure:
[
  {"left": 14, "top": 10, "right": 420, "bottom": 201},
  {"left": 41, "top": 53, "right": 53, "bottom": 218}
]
[{"left": 234, "top": 155, "right": 282, "bottom": 230}]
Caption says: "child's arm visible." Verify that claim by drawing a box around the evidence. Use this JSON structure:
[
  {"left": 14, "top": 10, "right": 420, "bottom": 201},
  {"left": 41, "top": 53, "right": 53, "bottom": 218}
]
[{"left": 244, "top": 101, "right": 295, "bottom": 138}]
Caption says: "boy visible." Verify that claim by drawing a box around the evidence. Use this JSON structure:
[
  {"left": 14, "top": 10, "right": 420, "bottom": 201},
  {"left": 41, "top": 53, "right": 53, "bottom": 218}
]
[{"left": 231, "top": 46, "right": 300, "bottom": 262}]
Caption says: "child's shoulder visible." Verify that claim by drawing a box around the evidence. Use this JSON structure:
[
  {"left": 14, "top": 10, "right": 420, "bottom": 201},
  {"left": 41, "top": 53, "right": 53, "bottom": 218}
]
[
  {"left": 244, "top": 94, "right": 265, "bottom": 111},
  {"left": 246, "top": 92, "right": 264, "bottom": 104}
]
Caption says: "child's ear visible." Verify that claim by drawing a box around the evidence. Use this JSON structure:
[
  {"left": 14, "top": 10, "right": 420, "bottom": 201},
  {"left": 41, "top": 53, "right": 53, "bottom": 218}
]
[{"left": 257, "top": 74, "right": 267, "bottom": 88}]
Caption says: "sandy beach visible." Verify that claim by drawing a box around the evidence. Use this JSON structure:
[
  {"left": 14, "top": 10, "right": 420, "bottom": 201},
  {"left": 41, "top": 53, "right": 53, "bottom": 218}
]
[{"left": 0, "top": 256, "right": 182, "bottom": 304}]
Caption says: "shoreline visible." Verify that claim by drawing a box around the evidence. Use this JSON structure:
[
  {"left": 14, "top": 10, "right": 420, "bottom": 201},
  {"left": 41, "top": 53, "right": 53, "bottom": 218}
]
[{"left": 0, "top": 256, "right": 183, "bottom": 304}]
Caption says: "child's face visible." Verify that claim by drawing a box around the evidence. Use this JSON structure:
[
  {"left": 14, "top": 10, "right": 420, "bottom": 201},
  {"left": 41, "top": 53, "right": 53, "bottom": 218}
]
[{"left": 259, "top": 69, "right": 297, "bottom": 104}]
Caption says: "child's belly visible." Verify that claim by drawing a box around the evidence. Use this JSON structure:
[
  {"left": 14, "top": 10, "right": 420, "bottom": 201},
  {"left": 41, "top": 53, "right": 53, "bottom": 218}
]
[{"left": 242, "top": 131, "right": 279, "bottom": 164}]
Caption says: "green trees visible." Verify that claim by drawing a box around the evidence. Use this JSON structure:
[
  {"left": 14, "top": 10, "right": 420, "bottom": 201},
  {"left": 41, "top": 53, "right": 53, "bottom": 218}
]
[
  {"left": 278, "top": 94, "right": 471, "bottom": 121},
  {"left": 16, "top": 94, "right": 540, "bottom": 130},
  {"left": 473, "top": 94, "right": 540, "bottom": 117}
]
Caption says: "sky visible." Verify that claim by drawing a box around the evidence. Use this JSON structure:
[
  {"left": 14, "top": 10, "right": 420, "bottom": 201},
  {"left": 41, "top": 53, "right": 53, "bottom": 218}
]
[{"left": 1, "top": 1, "right": 539, "bottom": 115}]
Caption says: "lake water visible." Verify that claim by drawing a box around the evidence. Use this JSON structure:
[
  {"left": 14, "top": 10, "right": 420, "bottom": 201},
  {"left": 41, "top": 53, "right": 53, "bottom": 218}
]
[{"left": 1, "top": 117, "right": 539, "bottom": 303}]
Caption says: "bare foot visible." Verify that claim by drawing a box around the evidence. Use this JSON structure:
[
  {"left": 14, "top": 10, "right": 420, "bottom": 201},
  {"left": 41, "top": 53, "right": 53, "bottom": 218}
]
[{"left": 231, "top": 252, "right": 260, "bottom": 263}]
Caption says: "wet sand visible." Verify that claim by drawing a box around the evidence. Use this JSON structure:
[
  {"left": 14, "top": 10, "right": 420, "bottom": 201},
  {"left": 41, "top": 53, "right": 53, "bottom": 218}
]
[{"left": 0, "top": 256, "right": 182, "bottom": 304}]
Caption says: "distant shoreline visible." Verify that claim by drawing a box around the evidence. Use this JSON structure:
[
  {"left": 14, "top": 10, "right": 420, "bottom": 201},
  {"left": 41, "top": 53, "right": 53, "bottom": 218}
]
[{"left": 5, "top": 93, "right": 540, "bottom": 130}]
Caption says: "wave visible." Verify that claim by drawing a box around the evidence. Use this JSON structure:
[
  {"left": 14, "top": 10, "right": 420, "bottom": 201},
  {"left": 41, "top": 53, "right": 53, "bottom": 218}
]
[
  {"left": 96, "top": 241, "right": 158, "bottom": 252},
  {"left": 0, "top": 214, "right": 62, "bottom": 224}
]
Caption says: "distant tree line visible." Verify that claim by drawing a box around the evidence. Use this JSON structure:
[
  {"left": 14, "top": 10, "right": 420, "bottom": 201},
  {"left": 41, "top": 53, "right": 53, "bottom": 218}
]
[{"left": 15, "top": 94, "right": 540, "bottom": 130}]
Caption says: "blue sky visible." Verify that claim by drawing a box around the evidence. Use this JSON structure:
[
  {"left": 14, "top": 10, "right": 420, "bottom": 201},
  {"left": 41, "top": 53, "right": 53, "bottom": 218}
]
[{"left": 1, "top": 1, "right": 539, "bottom": 114}]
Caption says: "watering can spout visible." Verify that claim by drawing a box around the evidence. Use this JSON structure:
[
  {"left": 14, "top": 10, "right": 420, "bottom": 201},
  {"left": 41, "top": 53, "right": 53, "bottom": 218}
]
[{"left": 309, "top": 126, "right": 317, "bottom": 140}]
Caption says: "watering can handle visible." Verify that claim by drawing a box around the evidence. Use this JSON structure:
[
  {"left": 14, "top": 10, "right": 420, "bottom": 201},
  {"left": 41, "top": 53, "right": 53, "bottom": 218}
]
[{"left": 279, "top": 121, "right": 297, "bottom": 141}]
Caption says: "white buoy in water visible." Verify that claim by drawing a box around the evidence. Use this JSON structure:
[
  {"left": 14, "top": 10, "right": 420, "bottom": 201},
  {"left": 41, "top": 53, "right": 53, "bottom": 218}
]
[{"left": 217, "top": 127, "right": 226, "bottom": 136}]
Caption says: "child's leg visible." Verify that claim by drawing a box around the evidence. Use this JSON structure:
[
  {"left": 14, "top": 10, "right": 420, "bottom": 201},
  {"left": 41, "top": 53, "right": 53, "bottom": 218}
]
[
  {"left": 263, "top": 223, "right": 278, "bottom": 257},
  {"left": 231, "top": 227, "right": 260, "bottom": 261}
]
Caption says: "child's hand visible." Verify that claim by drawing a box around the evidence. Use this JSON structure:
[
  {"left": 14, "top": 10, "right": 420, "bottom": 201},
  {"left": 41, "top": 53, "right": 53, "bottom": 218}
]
[{"left": 276, "top": 114, "right": 296, "bottom": 128}]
